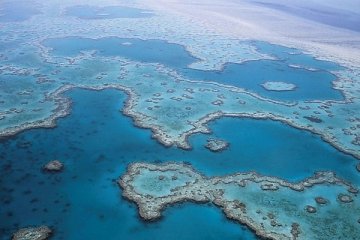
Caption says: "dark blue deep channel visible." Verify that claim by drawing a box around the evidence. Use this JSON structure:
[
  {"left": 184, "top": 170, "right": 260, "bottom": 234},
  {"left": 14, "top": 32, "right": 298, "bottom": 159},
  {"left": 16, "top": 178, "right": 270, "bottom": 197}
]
[{"left": 0, "top": 89, "right": 358, "bottom": 239}]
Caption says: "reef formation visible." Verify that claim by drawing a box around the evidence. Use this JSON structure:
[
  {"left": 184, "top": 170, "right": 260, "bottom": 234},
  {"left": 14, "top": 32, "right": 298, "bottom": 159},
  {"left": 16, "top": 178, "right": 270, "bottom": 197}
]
[
  {"left": 119, "top": 162, "right": 360, "bottom": 240},
  {"left": 12, "top": 226, "right": 52, "bottom": 240},
  {"left": 261, "top": 81, "right": 297, "bottom": 91},
  {"left": 205, "top": 138, "right": 229, "bottom": 152},
  {"left": 42, "top": 160, "right": 64, "bottom": 172}
]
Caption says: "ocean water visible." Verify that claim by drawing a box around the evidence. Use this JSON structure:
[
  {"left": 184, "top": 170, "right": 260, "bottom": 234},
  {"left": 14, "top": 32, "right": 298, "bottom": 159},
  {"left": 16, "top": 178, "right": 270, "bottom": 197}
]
[
  {"left": 42, "top": 37, "right": 344, "bottom": 101},
  {"left": 65, "top": 5, "right": 154, "bottom": 19},
  {"left": 0, "top": 1, "right": 41, "bottom": 22},
  {"left": 182, "top": 60, "right": 342, "bottom": 101},
  {"left": 0, "top": 89, "right": 358, "bottom": 239},
  {"left": 190, "top": 118, "right": 359, "bottom": 184},
  {"left": 0, "top": 89, "right": 256, "bottom": 240}
]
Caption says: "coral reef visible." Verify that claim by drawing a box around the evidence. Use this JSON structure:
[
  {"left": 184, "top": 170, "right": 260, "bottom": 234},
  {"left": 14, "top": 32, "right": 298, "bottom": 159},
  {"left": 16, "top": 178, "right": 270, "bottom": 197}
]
[{"left": 119, "top": 162, "right": 360, "bottom": 240}]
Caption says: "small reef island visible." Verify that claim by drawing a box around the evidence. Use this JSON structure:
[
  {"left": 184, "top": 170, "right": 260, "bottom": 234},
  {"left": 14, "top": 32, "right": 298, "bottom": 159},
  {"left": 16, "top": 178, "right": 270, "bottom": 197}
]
[
  {"left": 119, "top": 162, "right": 360, "bottom": 240},
  {"left": 261, "top": 81, "right": 297, "bottom": 91}
]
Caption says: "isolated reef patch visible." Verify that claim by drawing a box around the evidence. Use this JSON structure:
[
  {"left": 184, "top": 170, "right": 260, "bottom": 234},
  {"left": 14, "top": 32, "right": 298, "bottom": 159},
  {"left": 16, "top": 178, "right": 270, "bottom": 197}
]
[
  {"left": 205, "top": 138, "right": 229, "bottom": 152},
  {"left": 12, "top": 226, "right": 52, "bottom": 240},
  {"left": 261, "top": 81, "right": 297, "bottom": 91},
  {"left": 42, "top": 160, "right": 64, "bottom": 172}
]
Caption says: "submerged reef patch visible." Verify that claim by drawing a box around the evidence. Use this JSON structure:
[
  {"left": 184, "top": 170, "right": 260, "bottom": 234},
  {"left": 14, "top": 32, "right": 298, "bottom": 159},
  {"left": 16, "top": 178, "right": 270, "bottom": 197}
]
[
  {"left": 119, "top": 162, "right": 360, "bottom": 240},
  {"left": 42, "top": 160, "right": 64, "bottom": 172},
  {"left": 205, "top": 138, "right": 229, "bottom": 152},
  {"left": 12, "top": 226, "right": 52, "bottom": 240},
  {"left": 261, "top": 81, "right": 297, "bottom": 91}
]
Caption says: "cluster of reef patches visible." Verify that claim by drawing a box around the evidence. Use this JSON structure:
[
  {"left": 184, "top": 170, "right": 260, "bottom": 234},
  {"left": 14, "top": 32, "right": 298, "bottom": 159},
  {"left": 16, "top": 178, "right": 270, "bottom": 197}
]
[
  {"left": 10, "top": 159, "right": 64, "bottom": 238},
  {"left": 1, "top": 50, "right": 359, "bottom": 160},
  {"left": 119, "top": 162, "right": 360, "bottom": 240}
]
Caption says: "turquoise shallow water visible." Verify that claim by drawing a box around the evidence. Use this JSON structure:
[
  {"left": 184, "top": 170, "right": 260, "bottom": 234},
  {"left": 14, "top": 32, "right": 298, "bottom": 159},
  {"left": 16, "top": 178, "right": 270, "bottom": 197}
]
[
  {"left": 42, "top": 37, "right": 344, "bottom": 101},
  {"left": 0, "top": 89, "right": 358, "bottom": 239}
]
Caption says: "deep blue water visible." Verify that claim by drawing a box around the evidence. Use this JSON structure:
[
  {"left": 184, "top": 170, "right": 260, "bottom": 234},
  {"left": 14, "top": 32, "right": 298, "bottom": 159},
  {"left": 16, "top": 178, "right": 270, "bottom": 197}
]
[
  {"left": 65, "top": 5, "right": 154, "bottom": 19},
  {"left": 0, "top": 89, "right": 358, "bottom": 239},
  {"left": 252, "top": 1, "right": 360, "bottom": 32},
  {"left": 0, "top": 1, "right": 41, "bottom": 22},
  {"left": 42, "top": 37, "right": 344, "bottom": 101},
  {"left": 193, "top": 118, "right": 360, "bottom": 185}
]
